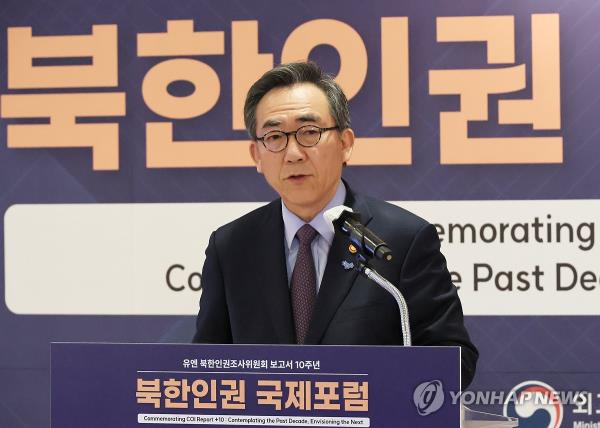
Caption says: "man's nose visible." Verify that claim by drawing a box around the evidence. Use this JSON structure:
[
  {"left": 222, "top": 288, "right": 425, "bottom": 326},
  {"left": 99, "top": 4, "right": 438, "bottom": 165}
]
[{"left": 283, "top": 134, "right": 306, "bottom": 162}]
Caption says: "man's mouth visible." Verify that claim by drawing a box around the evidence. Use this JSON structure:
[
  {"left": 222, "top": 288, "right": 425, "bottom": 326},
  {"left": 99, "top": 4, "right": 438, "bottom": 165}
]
[{"left": 286, "top": 174, "right": 309, "bottom": 182}]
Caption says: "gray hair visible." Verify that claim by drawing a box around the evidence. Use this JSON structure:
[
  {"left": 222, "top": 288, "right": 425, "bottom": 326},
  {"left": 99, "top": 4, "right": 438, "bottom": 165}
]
[{"left": 243, "top": 61, "right": 351, "bottom": 139}]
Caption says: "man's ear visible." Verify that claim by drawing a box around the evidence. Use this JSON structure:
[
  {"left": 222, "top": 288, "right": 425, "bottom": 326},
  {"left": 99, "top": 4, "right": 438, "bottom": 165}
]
[
  {"left": 249, "top": 142, "right": 263, "bottom": 173},
  {"left": 340, "top": 128, "right": 355, "bottom": 164}
]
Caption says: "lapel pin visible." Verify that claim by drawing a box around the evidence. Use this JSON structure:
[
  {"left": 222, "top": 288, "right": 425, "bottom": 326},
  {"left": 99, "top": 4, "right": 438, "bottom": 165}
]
[
  {"left": 341, "top": 260, "right": 355, "bottom": 271},
  {"left": 348, "top": 244, "right": 358, "bottom": 254}
]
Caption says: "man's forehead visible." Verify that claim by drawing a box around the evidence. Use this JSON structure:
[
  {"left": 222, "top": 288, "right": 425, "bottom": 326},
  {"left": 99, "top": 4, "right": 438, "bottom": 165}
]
[{"left": 255, "top": 83, "right": 333, "bottom": 129}]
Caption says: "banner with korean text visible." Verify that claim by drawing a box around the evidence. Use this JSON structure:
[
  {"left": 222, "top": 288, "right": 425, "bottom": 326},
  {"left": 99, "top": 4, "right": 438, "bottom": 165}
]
[{"left": 51, "top": 343, "right": 460, "bottom": 427}]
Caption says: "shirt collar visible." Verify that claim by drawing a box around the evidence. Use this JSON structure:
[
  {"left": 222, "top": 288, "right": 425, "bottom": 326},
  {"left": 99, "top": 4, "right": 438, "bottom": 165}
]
[{"left": 282, "top": 180, "right": 347, "bottom": 250}]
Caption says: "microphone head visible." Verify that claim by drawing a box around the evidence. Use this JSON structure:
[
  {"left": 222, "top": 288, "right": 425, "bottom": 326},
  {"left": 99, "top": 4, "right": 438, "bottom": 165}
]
[{"left": 323, "top": 205, "right": 353, "bottom": 234}]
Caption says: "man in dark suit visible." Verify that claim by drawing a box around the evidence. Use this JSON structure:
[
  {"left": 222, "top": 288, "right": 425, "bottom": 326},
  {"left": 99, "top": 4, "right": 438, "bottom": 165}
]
[{"left": 193, "top": 61, "right": 478, "bottom": 388}]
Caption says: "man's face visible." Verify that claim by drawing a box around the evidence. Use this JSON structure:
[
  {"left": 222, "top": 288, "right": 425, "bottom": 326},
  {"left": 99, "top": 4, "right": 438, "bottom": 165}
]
[{"left": 249, "top": 83, "right": 354, "bottom": 221}]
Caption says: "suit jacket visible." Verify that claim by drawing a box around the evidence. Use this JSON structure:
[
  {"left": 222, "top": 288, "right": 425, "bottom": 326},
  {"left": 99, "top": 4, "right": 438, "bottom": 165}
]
[{"left": 193, "top": 186, "right": 478, "bottom": 388}]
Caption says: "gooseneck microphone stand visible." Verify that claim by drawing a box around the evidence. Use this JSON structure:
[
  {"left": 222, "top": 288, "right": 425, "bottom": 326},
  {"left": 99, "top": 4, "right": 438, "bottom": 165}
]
[
  {"left": 357, "top": 259, "right": 412, "bottom": 346},
  {"left": 348, "top": 244, "right": 412, "bottom": 347},
  {"left": 326, "top": 206, "right": 412, "bottom": 346}
]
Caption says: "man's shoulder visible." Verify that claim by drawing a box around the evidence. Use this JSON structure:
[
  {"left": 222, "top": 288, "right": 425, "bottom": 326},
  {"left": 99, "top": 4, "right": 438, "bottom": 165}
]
[
  {"left": 356, "top": 193, "right": 429, "bottom": 232},
  {"left": 354, "top": 193, "right": 438, "bottom": 258}
]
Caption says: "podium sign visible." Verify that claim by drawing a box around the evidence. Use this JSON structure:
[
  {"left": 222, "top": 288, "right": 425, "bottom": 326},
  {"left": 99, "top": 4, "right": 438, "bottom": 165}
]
[{"left": 51, "top": 343, "right": 460, "bottom": 427}]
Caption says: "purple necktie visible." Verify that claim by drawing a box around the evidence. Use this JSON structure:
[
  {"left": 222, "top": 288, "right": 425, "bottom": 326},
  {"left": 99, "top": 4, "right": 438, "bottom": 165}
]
[{"left": 291, "top": 224, "right": 319, "bottom": 344}]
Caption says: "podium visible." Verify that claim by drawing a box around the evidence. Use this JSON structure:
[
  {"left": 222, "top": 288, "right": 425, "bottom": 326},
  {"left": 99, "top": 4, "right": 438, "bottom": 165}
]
[{"left": 51, "top": 343, "right": 517, "bottom": 427}]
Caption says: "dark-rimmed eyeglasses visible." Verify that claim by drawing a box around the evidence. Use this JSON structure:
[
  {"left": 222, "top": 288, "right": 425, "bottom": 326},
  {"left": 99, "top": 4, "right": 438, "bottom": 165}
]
[{"left": 256, "top": 125, "right": 339, "bottom": 153}]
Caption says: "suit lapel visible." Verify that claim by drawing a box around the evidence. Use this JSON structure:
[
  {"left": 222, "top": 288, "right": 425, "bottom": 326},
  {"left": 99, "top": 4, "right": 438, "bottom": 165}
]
[
  {"left": 256, "top": 200, "right": 295, "bottom": 343},
  {"left": 304, "top": 186, "right": 373, "bottom": 344}
]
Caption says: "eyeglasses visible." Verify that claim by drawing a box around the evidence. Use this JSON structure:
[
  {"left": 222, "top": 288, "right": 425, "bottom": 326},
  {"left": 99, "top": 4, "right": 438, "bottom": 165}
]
[{"left": 256, "top": 125, "right": 339, "bottom": 153}]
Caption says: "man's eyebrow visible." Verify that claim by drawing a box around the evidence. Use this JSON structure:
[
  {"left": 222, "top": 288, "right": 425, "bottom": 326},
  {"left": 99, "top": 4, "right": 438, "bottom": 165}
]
[
  {"left": 261, "top": 119, "right": 282, "bottom": 129},
  {"left": 296, "top": 114, "right": 321, "bottom": 123}
]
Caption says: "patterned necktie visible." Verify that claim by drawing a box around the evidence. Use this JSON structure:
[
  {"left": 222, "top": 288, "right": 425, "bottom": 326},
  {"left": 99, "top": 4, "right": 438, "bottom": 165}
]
[{"left": 291, "top": 224, "right": 319, "bottom": 344}]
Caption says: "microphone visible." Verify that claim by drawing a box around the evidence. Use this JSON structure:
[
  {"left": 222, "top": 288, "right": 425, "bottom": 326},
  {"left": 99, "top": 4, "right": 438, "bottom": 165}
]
[{"left": 324, "top": 205, "right": 393, "bottom": 262}]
